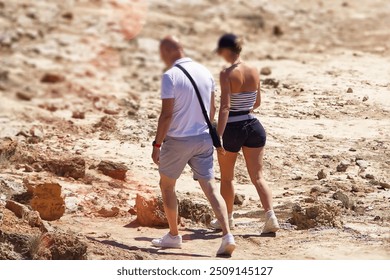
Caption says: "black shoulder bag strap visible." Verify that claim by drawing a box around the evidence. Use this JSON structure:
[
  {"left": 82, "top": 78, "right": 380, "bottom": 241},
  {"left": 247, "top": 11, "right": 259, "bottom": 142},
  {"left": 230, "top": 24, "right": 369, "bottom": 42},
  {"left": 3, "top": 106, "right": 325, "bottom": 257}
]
[{"left": 175, "top": 64, "right": 222, "bottom": 148}]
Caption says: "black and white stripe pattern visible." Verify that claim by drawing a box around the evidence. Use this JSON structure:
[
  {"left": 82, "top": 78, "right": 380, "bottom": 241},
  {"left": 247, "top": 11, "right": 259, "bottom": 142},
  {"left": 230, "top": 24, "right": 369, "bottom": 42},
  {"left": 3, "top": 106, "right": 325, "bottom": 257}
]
[{"left": 230, "top": 91, "right": 257, "bottom": 112}]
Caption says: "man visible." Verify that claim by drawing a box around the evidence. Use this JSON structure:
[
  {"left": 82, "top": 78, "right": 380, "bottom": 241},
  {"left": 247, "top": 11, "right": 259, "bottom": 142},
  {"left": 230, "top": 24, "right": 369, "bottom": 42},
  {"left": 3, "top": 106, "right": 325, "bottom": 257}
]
[{"left": 151, "top": 36, "right": 236, "bottom": 256}]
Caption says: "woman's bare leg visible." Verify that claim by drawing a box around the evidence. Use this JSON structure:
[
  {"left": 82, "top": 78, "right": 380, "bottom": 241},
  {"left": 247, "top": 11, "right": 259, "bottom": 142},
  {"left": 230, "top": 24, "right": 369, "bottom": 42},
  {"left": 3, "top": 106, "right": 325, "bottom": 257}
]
[
  {"left": 217, "top": 151, "right": 238, "bottom": 214},
  {"left": 242, "top": 146, "right": 273, "bottom": 211}
]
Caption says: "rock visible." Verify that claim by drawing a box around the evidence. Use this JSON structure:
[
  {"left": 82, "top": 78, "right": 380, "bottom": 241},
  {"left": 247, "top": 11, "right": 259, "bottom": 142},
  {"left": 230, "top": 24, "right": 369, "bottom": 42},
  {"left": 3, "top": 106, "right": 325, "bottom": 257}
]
[
  {"left": 310, "top": 186, "right": 330, "bottom": 194},
  {"left": 32, "top": 163, "right": 42, "bottom": 172},
  {"left": 317, "top": 169, "right": 327, "bottom": 180},
  {"left": 16, "top": 91, "right": 34, "bottom": 101},
  {"left": 72, "top": 111, "right": 85, "bottom": 119},
  {"left": 378, "top": 182, "right": 390, "bottom": 190},
  {"left": 40, "top": 73, "right": 65, "bottom": 84},
  {"left": 30, "top": 183, "right": 65, "bottom": 221},
  {"left": 234, "top": 193, "right": 245, "bottom": 205},
  {"left": 273, "top": 25, "right": 283, "bottom": 36},
  {"left": 147, "top": 113, "right": 157, "bottom": 119},
  {"left": 128, "top": 206, "right": 137, "bottom": 215},
  {"left": 103, "top": 108, "right": 120, "bottom": 115},
  {"left": 292, "top": 174, "right": 302, "bottom": 180},
  {"left": 304, "top": 197, "right": 315, "bottom": 203},
  {"left": 336, "top": 160, "right": 350, "bottom": 172},
  {"left": 179, "top": 198, "right": 213, "bottom": 224},
  {"left": 260, "top": 67, "right": 272, "bottom": 76},
  {"left": 349, "top": 148, "right": 357, "bottom": 152},
  {"left": 135, "top": 193, "right": 168, "bottom": 227},
  {"left": 289, "top": 202, "right": 342, "bottom": 229},
  {"left": 97, "top": 160, "right": 128, "bottom": 181},
  {"left": 97, "top": 206, "right": 120, "bottom": 218},
  {"left": 313, "top": 134, "right": 324, "bottom": 139},
  {"left": 24, "top": 165, "right": 34, "bottom": 172},
  {"left": 62, "top": 12, "right": 73, "bottom": 20},
  {"left": 356, "top": 160, "right": 368, "bottom": 169},
  {"left": 332, "top": 190, "right": 355, "bottom": 209},
  {"left": 365, "top": 174, "right": 375, "bottom": 180},
  {"left": 44, "top": 157, "right": 85, "bottom": 179},
  {"left": 351, "top": 185, "right": 363, "bottom": 193},
  {"left": 347, "top": 87, "right": 353, "bottom": 93},
  {"left": 32, "top": 232, "right": 87, "bottom": 260},
  {"left": 93, "top": 116, "right": 117, "bottom": 131},
  {"left": 5, "top": 200, "right": 30, "bottom": 219},
  {"left": 0, "top": 137, "right": 17, "bottom": 160},
  {"left": 373, "top": 216, "right": 381, "bottom": 221},
  {"left": 263, "top": 78, "right": 279, "bottom": 88},
  {"left": 362, "top": 95, "right": 369, "bottom": 102},
  {"left": 0, "top": 241, "right": 21, "bottom": 260}
]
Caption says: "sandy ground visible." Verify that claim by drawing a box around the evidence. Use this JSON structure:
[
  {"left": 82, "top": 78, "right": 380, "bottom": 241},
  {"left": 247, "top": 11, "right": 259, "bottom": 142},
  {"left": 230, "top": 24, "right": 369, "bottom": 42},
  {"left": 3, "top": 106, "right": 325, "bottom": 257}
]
[{"left": 0, "top": 0, "right": 389, "bottom": 259}]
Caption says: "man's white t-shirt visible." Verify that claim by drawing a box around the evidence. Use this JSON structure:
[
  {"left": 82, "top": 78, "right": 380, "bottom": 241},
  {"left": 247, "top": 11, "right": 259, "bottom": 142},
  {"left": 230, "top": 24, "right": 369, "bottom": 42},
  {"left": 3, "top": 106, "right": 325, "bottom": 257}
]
[{"left": 161, "top": 57, "right": 215, "bottom": 138}]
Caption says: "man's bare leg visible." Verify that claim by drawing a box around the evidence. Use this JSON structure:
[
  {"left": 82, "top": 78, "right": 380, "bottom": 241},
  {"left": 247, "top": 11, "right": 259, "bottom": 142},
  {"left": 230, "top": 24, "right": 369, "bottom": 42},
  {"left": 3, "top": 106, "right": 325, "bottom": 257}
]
[{"left": 160, "top": 173, "right": 179, "bottom": 236}]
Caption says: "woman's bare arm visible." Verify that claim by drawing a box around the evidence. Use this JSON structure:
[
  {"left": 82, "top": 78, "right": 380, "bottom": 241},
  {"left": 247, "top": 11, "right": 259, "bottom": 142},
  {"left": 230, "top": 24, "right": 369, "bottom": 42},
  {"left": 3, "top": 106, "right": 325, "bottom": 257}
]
[
  {"left": 210, "top": 91, "right": 216, "bottom": 122},
  {"left": 253, "top": 80, "right": 261, "bottom": 110}
]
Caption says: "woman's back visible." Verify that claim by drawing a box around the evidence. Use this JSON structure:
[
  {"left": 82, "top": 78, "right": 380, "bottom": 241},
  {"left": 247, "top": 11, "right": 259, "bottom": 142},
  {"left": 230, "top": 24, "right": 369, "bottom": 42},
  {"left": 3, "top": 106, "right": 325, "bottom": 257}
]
[{"left": 228, "top": 63, "right": 259, "bottom": 94}]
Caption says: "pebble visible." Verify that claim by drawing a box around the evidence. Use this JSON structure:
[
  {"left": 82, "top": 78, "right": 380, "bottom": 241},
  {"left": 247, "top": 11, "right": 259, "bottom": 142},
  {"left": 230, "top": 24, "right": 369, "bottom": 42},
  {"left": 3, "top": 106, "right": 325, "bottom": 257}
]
[
  {"left": 356, "top": 160, "right": 368, "bottom": 169},
  {"left": 336, "top": 160, "right": 350, "bottom": 172},
  {"left": 313, "top": 134, "right": 324, "bottom": 139},
  {"left": 362, "top": 95, "right": 369, "bottom": 102},
  {"left": 273, "top": 25, "right": 283, "bottom": 36},
  {"left": 40, "top": 73, "right": 65, "bottom": 83},
  {"left": 234, "top": 193, "right": 245, "bottom": 205},
  {"left": 347, "top": 87, "right": 353, "bottom": 93},
  {"left": 260, "top": 67, "right": 272, "bottom": 76},
  {"left": 292, "top": 174, "right": 302, "bottom": 181},
  {"left": 24, "top": 165, "right": 34, "bottom": 172},
  {"left": 16, "top": 91, "right": 34, "bottom": 101},
  {"left": 365, "top": 174, "right": 375, "bottom": 180},
  {"left": 333, "top": 190, "right": 354, "bottom": 209},
  {"left": 317, "top": 169, "right": 327, "bottom": 180}
]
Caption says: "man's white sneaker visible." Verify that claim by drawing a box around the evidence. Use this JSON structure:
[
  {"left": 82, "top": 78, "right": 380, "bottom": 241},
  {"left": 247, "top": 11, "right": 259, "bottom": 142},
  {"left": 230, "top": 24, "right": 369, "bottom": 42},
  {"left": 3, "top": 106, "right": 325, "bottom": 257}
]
[
  {"left": 217, "top": 233, "right": 236, "bottom": 256},
  {"left": 261, "top": 215, "right": 280, "bottom": 234},
  {"left": 210, "top": 218, "right": 235, "bottom": 230},
  {"left": 151, "top": 233, "right": 182, "bottom": 248}
]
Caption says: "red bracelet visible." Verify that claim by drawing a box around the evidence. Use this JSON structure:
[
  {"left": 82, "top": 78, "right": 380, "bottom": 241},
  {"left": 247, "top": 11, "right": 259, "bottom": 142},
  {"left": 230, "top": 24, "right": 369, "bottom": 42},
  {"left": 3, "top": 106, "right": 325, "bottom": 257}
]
[{"left": 152, "top": 141, "right": 161, "bottom": 148}]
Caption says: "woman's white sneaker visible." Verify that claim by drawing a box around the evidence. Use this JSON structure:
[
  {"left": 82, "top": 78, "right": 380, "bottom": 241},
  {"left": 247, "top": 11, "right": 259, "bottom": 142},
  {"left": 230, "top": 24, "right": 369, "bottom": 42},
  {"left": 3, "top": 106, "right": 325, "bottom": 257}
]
[
  {"left": 261, "top": 215, "right": 280, "bottom": 234},
  {"left": 151, "top": 233, "right": 182, "bottom": 248},
  {"left": 217, "top": 233, "right": 236, "bottom": 256},
  {"left": 210, "top": 218, "right": 235, "bottom": 230}
]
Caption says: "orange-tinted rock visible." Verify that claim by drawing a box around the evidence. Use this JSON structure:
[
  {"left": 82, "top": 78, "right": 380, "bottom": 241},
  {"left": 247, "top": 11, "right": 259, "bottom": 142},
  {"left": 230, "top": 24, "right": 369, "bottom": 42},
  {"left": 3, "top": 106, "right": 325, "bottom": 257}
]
[
  {"left": 135, "top": 193, "right": 168, "bottom": 227},
  {"left": 40, "top": 73, "right": 65, "bottom": 83},
  {"left": 30, "top": 183, "right": 65, "bottom": 221},
  {"left": 97, "top": 206, "right": 119, "bottom": 217},
  {"left": 97, "top": 160, "right": 128, "bottom": 181}
]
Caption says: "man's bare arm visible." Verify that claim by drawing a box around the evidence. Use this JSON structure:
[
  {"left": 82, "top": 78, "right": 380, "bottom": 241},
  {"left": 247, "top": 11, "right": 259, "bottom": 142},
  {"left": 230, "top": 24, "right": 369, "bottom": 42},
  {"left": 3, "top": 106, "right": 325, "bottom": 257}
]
[{"left": 155, "top": 98, "right": 174, "bottom": 144}]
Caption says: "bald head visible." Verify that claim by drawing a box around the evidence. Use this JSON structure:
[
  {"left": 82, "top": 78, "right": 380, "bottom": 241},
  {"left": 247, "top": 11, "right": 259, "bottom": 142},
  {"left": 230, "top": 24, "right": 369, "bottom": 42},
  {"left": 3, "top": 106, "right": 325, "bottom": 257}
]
[{"left": 159, "top": 35, "right": 185, "bottom": 67}]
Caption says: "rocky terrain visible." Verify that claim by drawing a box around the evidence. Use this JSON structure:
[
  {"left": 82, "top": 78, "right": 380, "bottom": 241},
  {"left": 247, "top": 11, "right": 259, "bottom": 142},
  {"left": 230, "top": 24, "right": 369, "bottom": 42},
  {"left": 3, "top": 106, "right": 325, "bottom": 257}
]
[{"left": 0, "top": 0, "right": 389, "bottom": 259}]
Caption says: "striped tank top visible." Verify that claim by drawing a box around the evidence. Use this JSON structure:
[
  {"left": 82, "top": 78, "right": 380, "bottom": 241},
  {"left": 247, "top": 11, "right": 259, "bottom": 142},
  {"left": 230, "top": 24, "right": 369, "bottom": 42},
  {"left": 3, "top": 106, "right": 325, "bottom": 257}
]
[
  {"left": 228, "top": 91, "right": 257, "bottom": 123},
  {"left": 230, "top": 91, "right": 257, "bottom": 112}
]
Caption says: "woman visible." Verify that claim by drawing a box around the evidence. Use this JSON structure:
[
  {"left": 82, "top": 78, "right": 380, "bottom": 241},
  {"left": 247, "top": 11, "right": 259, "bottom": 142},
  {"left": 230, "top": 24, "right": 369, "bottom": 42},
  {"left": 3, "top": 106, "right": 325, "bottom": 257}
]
[{"left": 211, "top": 33, "right": 280, "bottom": 234}]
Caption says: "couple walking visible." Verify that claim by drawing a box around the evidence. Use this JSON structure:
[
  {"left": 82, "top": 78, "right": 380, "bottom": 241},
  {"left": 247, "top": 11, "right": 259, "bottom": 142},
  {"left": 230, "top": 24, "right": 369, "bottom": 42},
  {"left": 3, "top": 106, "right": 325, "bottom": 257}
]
[{"left": 151, "top": 34, "right": 279, "bottom": 256}]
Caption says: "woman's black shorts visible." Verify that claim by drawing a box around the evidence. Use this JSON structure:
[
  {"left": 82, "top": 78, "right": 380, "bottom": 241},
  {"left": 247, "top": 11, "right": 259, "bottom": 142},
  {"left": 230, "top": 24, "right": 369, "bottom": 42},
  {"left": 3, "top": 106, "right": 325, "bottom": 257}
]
[{"left": 222, "top": 118, "right": 266, "bottom": 153}]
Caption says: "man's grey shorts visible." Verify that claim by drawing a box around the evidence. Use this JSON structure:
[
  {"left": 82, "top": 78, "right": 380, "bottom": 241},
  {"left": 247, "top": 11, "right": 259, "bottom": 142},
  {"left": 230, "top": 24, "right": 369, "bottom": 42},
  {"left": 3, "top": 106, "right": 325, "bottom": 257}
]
[{"left": 159, "top": 133, "right": 214, "bottom": 180}]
